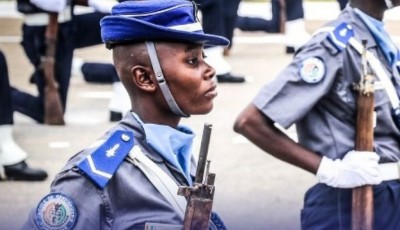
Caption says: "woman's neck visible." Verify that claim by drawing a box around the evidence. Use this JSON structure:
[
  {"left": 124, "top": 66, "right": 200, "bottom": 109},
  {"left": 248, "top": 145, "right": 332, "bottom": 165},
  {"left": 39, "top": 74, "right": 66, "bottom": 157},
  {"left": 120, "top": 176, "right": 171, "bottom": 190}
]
[
  {"left": 351, "top": 0, "right": 386, "bottom": 20},
  {"left": 132, "top": 107, "right": 181, "bottom": 128}
]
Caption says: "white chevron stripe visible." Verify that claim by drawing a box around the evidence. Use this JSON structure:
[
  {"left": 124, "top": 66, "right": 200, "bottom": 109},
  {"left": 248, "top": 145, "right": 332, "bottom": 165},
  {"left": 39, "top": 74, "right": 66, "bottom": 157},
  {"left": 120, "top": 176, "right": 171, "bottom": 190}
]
[{"left": 87, "top": 155, "right": 113, "bottom": 179}]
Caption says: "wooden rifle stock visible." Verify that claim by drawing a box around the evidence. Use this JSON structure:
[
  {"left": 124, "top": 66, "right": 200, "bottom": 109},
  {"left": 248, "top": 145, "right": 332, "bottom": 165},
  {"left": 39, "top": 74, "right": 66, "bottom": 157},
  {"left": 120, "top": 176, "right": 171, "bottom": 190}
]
[
  {"left": 43, "top": 13, "right": 65, "bottom": 125},
  {"left": 352, "top": 40, "right": 374, "bottom": 230},
  {"left": 178, "top": 123, "right": 215, "bottom": 230}
]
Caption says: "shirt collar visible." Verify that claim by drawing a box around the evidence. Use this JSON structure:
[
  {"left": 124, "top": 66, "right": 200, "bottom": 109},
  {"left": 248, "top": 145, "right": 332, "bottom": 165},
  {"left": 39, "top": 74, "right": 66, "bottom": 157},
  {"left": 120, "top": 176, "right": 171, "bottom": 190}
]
[
  {"left": 131, "top": 112, "right": 195, "bottom": 185},
  {"left": 354, "top": 8, "right": 399, "bottom": 66}
]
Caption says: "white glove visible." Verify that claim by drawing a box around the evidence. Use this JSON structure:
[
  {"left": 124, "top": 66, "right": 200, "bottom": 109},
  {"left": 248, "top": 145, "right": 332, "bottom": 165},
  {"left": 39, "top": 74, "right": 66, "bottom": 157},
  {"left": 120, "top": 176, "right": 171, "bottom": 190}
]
[
  {"left": 31, "top": 0, "right": 67, "bottom": 13},
  {"left": 316, "top": 151, "right": 381, "bottom": 188},
  {"left": 88, "top": 0, "right": 118, "bottom": 14}
]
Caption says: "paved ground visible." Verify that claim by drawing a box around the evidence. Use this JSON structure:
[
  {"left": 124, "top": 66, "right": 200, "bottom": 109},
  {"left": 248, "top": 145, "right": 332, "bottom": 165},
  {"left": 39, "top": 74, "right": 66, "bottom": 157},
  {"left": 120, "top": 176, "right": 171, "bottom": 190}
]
[{"left": 0, "top": 2, "right": 399, "bottom": 230}]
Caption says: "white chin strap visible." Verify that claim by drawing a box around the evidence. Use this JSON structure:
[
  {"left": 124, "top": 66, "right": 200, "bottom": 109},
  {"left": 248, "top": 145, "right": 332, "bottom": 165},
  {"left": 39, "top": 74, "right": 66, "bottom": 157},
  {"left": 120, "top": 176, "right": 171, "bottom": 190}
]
[
  {"left": 385, "top": 0, "right": 394, "bottom": 9},
  {"left": 145, "top": 41, "right": 189, "bottom": 117}
]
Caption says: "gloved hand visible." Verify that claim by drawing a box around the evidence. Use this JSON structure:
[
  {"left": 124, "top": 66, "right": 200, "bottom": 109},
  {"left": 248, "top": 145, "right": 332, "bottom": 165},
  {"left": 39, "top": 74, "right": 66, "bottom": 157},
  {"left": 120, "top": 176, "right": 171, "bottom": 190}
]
[
  {"left": 316, "top": 150, "right": 381, "bottom": 188},
  {"left": 88, "top": 0, "right": 118, "bottom": 14},
  {"left": 31, "top": 0, "right": 67, "bottom": 13}
]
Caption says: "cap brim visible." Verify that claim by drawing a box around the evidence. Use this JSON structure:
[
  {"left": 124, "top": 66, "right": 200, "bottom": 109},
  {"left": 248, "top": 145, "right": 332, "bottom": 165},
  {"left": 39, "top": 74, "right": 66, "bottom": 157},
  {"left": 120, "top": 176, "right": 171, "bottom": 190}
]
[{"left": 101, "top": 17, "right": 230, "bottom": 47}]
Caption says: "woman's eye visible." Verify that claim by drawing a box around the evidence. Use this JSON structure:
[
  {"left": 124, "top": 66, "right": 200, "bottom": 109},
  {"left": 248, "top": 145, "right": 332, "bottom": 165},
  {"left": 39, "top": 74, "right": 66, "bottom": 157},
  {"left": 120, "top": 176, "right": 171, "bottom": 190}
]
[{"left": 187, "top": 57, "right": 199, "bottom": 65}]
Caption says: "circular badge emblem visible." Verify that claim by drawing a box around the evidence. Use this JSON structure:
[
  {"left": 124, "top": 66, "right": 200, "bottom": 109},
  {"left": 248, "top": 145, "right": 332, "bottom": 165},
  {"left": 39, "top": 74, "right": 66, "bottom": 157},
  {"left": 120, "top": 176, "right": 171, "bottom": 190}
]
[
  {"left": 35, "top": 193, "right": 78, "bottom": 230},
  {"left": 299, "top": 57, "right": 325, "bottom": 84}
]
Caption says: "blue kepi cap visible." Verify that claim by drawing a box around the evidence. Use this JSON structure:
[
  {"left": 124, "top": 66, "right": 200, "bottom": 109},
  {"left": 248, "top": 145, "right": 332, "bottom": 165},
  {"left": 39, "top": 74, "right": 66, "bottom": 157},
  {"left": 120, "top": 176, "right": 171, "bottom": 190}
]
[{"left": 101, "top": 0, "right": 230, "bottom": 48}]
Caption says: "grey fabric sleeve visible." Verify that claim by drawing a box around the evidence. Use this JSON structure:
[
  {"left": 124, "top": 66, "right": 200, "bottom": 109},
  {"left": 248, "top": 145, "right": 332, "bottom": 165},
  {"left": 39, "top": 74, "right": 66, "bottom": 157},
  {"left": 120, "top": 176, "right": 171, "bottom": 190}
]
[
  {"left": 253, "top": 37, "right": 343, "bottom": 129},
  {"left": 21, "top": 169, "right": 110, "bottom": 230}
]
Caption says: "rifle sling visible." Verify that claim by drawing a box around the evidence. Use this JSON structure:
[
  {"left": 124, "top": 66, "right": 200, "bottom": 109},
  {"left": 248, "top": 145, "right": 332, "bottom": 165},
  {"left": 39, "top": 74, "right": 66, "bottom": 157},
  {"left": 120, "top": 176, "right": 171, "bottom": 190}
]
[
  {"left": 314, "top": 27, "right": 400, "bottom": 111},
  {"left": 127, "top": 145, "right": 187, "bottom": 219},
  {"left": 349, "top": 38, "right": 400, "bottom": 110}
]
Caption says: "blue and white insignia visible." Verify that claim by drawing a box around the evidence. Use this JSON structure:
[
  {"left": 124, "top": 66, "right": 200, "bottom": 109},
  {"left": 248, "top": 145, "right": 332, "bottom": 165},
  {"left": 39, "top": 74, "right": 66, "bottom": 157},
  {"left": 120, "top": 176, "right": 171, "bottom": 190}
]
[
  {"left": 77, "top": 130, "right": 135, "bottom": 188},
  {"left": 35, "top": 193, "right": 77, "bottom": 230},
  {"left": 328, "top": 23, "right": 354, "bottom": 52},
  {"left": 300, "top": 57, "right": 325, "bottom": 84}
]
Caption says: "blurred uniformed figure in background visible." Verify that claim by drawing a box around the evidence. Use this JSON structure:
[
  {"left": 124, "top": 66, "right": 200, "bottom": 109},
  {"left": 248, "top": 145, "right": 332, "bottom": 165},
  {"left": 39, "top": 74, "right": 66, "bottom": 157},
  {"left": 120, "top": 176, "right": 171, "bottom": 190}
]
[
  {"left": 0, "top": 49, "right": 47, "bottom": 181},
  {"left": 236, "top": 0, "right": 310, "bottom": 54},
  {"left": 15, "top": 0, "right": 130, "bottom": 123},
  {"left": 235, "top": 0, "right": 400, "bottom": 228},
  {"left": 196, "top": 0, "right": 247, "bottom": 83}
]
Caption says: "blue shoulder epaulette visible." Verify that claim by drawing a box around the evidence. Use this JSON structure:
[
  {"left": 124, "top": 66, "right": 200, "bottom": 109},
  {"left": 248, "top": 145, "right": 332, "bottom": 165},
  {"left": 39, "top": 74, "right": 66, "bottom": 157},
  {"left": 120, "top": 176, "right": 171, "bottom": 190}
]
[
  {"left": 327, "top": 22, "right": 354, "bottom": 52},
  {"left": 77, "top": 130, "right": 135, "bottom": 188}
]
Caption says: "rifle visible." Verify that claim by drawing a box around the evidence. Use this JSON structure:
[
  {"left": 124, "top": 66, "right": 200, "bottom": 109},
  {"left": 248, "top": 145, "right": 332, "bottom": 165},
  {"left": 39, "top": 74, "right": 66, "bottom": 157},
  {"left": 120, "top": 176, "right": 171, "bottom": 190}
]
[
  {"left": 352, "top": 40, "right": 374, "bottom": 230},
  {"left": 42, "top": 13, "right": 65, "bottom": 125},
  {"left": 278, "top": 0, "right": 286, "bottom": 33},
  {"left": 178, "top": 123, "right": 215, "bottom": 230}
]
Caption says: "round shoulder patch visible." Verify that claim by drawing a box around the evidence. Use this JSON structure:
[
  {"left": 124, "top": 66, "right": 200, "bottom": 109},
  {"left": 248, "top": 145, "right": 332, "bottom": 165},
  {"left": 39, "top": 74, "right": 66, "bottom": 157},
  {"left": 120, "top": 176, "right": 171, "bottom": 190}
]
[
  {"left": 35, "top": 193, "right": 78, "bottom": 230},
  {"left": 299, "top": 57, "right": 325, "bottom": 84}
]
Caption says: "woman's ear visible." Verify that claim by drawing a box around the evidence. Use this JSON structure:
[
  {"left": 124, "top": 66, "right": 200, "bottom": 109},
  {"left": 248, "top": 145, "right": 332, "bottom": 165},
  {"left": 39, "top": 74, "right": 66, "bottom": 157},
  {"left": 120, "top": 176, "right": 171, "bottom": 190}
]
[{"left": 131, "top": 66, "right": 156, "bottom": 92}]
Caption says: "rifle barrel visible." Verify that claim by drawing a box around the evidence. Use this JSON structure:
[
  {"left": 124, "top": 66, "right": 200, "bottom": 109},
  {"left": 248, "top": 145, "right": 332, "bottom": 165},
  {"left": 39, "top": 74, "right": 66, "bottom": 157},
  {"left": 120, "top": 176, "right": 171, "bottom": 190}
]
[{"left": 195, "top": 123, "right": 212, "bottom": 184}]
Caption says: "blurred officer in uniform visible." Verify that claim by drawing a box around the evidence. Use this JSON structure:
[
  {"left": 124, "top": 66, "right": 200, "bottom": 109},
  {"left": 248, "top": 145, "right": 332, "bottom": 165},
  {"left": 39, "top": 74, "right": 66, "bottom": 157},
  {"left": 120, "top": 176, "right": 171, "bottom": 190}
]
[
  {"left": 235, "top": 0, "right": 400, "bottom": 228},
  {"left": 22, "top": 0, "right": 227, "bottom": 229},
  {"left": 14, "top": 0, "right": 130, "bottom": 123},
  {"left": 236, "top": 0, "right": 310, "bottom": 54},
  {"left": 0, "top": 49, "right": 47, "bottom": 181},
  {"left": 196, "top": 0, "right": 246, "bottom": 83},
  {"left": 71, "top": 57, "right": 130, "bottom": 121}
]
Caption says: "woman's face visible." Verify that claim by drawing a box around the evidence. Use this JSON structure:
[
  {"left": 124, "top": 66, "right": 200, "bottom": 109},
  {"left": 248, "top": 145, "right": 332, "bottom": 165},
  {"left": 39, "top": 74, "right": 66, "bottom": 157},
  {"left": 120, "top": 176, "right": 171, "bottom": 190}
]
[{"left": 156, "top": 42, "right": 217, "bottom": 115}]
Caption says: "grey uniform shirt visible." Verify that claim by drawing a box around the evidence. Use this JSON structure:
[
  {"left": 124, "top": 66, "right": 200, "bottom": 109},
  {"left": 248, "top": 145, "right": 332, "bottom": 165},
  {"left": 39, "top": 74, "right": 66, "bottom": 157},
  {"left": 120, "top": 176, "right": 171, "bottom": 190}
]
[
  {"left": 253, "top": 6, "right": 400, "bottom": 162},
  {"left": 22, "top": 113, "right": 219, "bottom": 230}
]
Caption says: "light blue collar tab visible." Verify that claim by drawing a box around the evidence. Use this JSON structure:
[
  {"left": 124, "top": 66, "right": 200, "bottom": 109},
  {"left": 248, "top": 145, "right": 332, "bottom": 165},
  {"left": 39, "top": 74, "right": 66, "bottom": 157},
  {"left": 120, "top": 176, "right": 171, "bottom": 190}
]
[
  {"left": 131, "top": 112, "right": 195, "bottom": 185},
  {"left": 328, "top": 22, "right": 354, "bottom": 52},
  {"left": 77, "top": 130, "right": 135, "bottom": 188},
  {"left": 142, "top": 123, "right": 195, "bottom": 185}
]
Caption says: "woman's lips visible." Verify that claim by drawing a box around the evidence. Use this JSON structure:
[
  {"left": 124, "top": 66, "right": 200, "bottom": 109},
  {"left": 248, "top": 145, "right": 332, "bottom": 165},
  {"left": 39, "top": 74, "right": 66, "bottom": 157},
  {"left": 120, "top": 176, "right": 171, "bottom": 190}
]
[{"left": 205, "top": 84, "right": 218, "bottom": 98}]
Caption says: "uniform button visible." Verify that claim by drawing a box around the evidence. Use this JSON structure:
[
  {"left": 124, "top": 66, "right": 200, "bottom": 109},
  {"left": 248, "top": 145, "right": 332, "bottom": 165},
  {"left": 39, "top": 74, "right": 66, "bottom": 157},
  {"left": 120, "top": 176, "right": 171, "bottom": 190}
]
[{"left": 121, "top": 134, "right": 130, "bottom": 142}]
